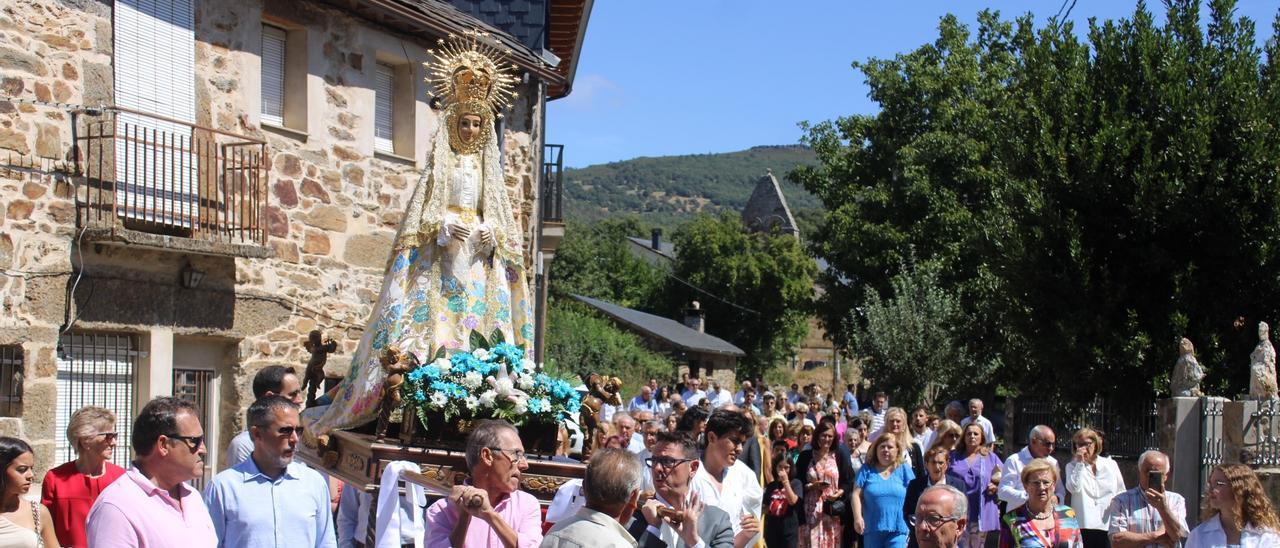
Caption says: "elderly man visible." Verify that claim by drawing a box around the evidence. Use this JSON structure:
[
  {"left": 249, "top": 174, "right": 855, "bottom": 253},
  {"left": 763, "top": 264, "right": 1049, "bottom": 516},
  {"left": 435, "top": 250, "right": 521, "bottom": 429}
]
[
  {"left": 614, "top": 413, "right": 645, "bottom": 453},
  {"left": 958, "top": 399, "right": 995, "bottom": 445},
  {"left": 691, "top": 409, "right": 761, "bottom": 546},
  {"left": 425, "top": 420, "right": 542, "bottom": 548},
  {"left": 629, "top": 386, "right": 659, "bottom": 416},
  {"left": 226, "top": 365, "right": 306, "bottom": 468},
  {"left": 1105, "top": 450, "right": 1188, "bottom": 548},
  {"left": 732, "top": 381, "right": 752, "bottom": 406},
  {"left": 86, "top": 397, "right": 217, "bottom": 546},
  {"left": 205, "top": 396, "right": 335, "bottom": 547},
  {"left": 541, "top": 449, "right": 642, "bottom": 548},
  {"left": 913, "top": 484, "right": 968, "bottom": 548},
  {"left": 998, "top": 425, "right": 1065, "bottom": 510},
  {"left": 638, "top": 432, "right": 735, "bottom": 548},
  {"left": 682, "top": 378, "right": 707, "bottom": 408},
  {"left": 943, "top": 401, "right": 965, "bottom": 424}
]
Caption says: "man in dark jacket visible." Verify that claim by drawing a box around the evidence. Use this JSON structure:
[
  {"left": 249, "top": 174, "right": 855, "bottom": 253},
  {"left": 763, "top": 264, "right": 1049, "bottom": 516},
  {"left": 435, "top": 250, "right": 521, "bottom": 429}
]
[
  {"left": 904, "top": 446, "right": 966, "bottom": 548},
  {"left": 635, "top": 431, "right": 735, "bottom": 548}
]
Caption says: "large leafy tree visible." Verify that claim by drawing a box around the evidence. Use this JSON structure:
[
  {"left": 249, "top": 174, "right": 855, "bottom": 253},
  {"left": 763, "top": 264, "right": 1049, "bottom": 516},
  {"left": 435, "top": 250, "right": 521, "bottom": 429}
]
[
  {"left": 664, "top": 212, "right": 818, "bottom": 380},
  {"left": 549, "top": 217, "right": 666, "bottom": 309},
  {"left": 793, "top": 0, "right": 1280, "bottom": 408}
]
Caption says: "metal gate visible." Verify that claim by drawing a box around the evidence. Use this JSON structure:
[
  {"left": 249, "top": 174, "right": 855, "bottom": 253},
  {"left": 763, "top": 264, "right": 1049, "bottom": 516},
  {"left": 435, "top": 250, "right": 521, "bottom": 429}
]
[
  {"left": 56, "top": 333, "right": 140, "bottom": 468},
  {"left": 1198, "top": 397, "right": 1226, "bottom": 514},
  {"left": 173, "top": 368, "right": 214, "bottom": 489}
]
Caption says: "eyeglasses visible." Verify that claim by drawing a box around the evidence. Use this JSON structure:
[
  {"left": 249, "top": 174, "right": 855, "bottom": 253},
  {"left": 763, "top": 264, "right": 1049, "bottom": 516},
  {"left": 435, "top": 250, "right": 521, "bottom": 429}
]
[
  {"left": 1209, "top": 480, "right": 1230, "bottom": 490},
  {"left": 277, "top": 425, "right": 304, "bottom": 437},
  {"left": 910, "top": 514, "right": 960, "bottom": 529},
  {"left": 1027, "top": 480, "right": 1054, "bottom": 489},
  {"left": 487, "top": 447, "right": 527, "bottom": 463},
  {"left": 645, "top": 457, "right": 694, "bottom": 470},
  {"left": 88, "top": 432, "right": 118, "bottom": 441},
  {"left": 166, "top": 434, "right": 204, "bottom": 453}
]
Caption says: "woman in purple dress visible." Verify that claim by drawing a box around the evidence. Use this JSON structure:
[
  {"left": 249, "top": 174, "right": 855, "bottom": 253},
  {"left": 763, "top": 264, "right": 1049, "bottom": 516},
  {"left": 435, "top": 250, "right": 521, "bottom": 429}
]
[{"left": 948, "top": 422, "right": 1003, "bottom": 547}]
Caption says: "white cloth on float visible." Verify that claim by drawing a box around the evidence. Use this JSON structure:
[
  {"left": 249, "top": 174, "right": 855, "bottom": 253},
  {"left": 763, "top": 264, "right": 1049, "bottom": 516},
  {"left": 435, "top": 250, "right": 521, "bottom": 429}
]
[
  {"left": 546, "top": 479, "right": 586, "bottom": 524},
  {"left": 376, "top": 461, "right": 426, "bottom": 548}
]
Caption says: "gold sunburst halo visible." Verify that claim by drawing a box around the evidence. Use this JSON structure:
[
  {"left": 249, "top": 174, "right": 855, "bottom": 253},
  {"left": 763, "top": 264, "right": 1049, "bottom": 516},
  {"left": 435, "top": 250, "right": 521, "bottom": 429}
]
[{"left": 425, "top": 29, "right": 520, "bottom": 117}]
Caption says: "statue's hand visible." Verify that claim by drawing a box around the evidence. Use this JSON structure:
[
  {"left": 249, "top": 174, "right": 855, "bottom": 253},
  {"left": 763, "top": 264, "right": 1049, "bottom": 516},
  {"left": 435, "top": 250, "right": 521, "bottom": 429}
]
[
  {"left": 446, "top": 221, "right": 471, "bottom": 241},
  {"left": 476, "top": 225, "right": 496, "bottom": 248}
]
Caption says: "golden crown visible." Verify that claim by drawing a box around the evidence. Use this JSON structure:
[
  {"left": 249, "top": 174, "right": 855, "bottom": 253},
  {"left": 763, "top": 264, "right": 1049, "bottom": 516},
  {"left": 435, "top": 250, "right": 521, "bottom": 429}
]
[{"left": 425, "top": 29, "right": 519, "bottom": 118}]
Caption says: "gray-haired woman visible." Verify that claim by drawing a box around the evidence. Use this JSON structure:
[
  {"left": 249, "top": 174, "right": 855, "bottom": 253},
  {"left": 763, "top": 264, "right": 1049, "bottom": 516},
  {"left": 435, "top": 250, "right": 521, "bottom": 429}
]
[{"left": 41, "top": 406, "right": 125, "bottom": 548}]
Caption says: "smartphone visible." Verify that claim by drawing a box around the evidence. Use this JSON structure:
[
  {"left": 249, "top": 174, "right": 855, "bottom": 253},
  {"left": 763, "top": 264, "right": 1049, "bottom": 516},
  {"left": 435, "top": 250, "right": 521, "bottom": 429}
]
[{"left": 1147, "top": 470, "right": 1164, "bottom": 492}]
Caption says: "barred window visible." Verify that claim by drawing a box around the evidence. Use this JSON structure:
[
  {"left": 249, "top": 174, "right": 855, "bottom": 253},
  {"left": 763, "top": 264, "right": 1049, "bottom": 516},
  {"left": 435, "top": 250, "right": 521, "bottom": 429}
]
[
  {"left": 0, "top": 346, "right": 23, "bottom": 417},
  {"left": 56, "top": 333, "right": 139, "bottom": 467}
]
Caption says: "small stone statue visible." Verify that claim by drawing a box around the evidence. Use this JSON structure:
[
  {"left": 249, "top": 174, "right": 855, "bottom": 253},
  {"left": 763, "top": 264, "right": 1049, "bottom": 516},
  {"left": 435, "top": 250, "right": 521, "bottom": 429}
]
[
  {"left": 302, "top": 330, "right": 338, "bottom": 407},
  {"left": 1171, "top": 338, "right": 1205, "bottom": 397},
  {"left": 1250, "top": 322, "right": 1278, "bottom": 400}
]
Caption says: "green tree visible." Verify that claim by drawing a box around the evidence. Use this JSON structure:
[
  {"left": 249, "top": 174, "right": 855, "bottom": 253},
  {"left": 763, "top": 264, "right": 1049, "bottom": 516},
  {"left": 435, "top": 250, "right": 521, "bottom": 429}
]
[
  {"left": 793, "top": 1, "right": 1280, "bottom": 408},
  {"left": 545, "top": 300, "right": 675, "bottom": 395},
  {"left": 549, "top": 217, "right": 665, "bottom": 309},
  {"left": 851, "top": 259, "right": 995, "bottom": 408},
  {"left": 664, "top": 212, "right": 817, "bottom": 380}
]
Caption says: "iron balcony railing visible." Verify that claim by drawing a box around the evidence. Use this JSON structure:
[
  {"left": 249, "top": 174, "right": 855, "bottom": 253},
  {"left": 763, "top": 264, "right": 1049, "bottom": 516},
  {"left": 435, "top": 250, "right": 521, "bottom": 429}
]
[
  {"left": 75, "top": 107, "right": 268, "bottom": 246},
  {"left": 542, "top": 144, "right": 564, "bottom": 222}
]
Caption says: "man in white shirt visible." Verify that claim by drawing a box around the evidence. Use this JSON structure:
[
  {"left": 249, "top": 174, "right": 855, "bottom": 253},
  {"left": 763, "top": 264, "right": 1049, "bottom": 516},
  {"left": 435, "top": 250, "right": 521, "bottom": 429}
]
[
  {"left": 732, "top": 381, "right": 752, "bottom": 406},
  {"left": 542, "top": 448, "right": 642, "bottom": 548},
  {"left": 682, "top": 378, "right": 707, "bottom": 408},
  {"left": 708, "top": 381, "right": 733, "bottom": 409},
  {"left": 614, "top": 413, "right": 645, "bottom": 454},
  {"left": 690, "top": 409, "right": 762, "bottom": 547},
  {"left": 910, "top": 405, "right": 935, "bottom": 452},
  {"left": 998, "top": 425, "right": 1065, "bottom": 510},
  {"left": 868, "top": 391, "right": 888, "bottom": 433},
  {"left": 959, "top": 399, "right": 996, "bottom": 445}
]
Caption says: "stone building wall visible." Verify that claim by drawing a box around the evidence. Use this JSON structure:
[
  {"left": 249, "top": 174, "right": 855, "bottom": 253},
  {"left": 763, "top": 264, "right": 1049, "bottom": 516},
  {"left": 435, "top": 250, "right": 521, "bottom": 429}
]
[{"left": 0, "top": 0, "right": 546, "bottom": 480}]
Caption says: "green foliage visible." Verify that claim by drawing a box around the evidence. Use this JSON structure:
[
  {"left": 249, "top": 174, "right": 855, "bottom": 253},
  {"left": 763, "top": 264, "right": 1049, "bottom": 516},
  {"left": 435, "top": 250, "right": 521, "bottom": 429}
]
[
  {"left": 793, "top": 1, "right": 1280, "bottom": 408},
  {"left": 545, "top": 300, "right": 676, "bottom": 395},
  {"left": 549, "top": 217, "right": 666, "bottom": 310},
  {"left": 664, "top": 212, "right": 818, "bottom": 380},
  {"left": 564, "top": 145, "right": 823, "bottom": 230},
  {"left": 851, "top": 259, "right": 995, "bottom": 408}
]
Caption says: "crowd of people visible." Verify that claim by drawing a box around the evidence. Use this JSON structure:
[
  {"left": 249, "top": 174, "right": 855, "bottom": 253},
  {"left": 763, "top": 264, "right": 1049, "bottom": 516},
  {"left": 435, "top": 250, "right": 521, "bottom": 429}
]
[{"left": 0, "top": 374, "right": 1278, "bottom": 547}]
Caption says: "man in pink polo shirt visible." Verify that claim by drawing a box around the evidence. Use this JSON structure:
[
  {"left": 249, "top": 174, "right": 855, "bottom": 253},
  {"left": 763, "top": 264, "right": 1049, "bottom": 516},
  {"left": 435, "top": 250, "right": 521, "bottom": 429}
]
[
  {"left": 424, "top": 419, "right": 543, "bottom": 548},
  {"left": 87, "top": 396, "right": 217, "bottom": 547}
]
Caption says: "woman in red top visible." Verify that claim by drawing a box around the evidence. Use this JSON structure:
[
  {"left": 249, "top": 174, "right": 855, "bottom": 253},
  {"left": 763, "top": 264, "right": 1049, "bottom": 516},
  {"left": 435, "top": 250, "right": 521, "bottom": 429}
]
[{"left": 41, "top": 406, "right": 125, "bottom": 548}]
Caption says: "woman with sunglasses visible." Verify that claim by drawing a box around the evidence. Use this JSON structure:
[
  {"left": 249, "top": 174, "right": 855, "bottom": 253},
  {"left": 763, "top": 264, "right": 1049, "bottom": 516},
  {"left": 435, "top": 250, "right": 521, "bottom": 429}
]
[
  {"left": 41, "top": 406, "right": 125, "bottom": 548},
  {"left": 1186, "top": 464, "right": 1280, "bottom": 547}
]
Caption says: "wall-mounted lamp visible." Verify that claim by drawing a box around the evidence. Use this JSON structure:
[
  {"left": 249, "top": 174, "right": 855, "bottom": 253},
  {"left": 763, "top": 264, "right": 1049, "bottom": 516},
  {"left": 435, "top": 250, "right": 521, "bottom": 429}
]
[{"left": 181, "top": 263, "right": 206, "bottom": 289}]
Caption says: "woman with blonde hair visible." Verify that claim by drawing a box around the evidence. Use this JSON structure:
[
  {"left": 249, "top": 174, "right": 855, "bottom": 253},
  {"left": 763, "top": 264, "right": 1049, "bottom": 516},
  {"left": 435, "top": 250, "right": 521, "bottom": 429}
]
[
  {"left": 949, "top": 421, "right": 1003, "bottom": 548},
  {"left": 853, "top": 430, "right": 914, "bottom": 547},
  {"left": 41, "top": 406, "right": 125, "bottom": 548},
  {"left": 1187, "top": 463, "right": 1280, "bottom": 547},
  {"left": 929, "top": 419, "right": 963, "bottom": 454},
  {"left": 998, "top": 458, "right": 1082, "bottom": 548},
  {"left": 1065, "top": 427, "right": 1125, "bottom": 547}
]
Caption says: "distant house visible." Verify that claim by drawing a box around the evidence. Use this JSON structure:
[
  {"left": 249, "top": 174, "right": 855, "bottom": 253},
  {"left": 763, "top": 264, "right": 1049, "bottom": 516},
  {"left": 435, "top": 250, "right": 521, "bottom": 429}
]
[
  {"left": 571, "top": 295, "right": 743, "bottom": 387},
  {"left": 626, "top": 229, "right": 676, "bottom": 267}
]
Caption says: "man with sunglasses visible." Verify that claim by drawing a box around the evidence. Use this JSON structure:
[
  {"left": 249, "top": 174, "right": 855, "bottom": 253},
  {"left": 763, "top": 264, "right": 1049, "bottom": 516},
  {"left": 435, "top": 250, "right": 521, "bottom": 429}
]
[
  {"left": 998, "top": 425, "right": 1065, "bottom": 511},
  {"left": 204, "top": 395, "right": 335, "bottom": 547},
  {"left": 913, "top": 484, "right": 969, "bottom": 548},
  {"left": 86, "top": 396, "right": 218, "bottom": 547},
  {"left": 425, "top": 419, "right": 543, "bottom": 548},
  {"left": 226, "top": 365, "right": 306, "bottom": 469},
  {"left": 637, "top": 431, "right": 734, "bottom": 548}
]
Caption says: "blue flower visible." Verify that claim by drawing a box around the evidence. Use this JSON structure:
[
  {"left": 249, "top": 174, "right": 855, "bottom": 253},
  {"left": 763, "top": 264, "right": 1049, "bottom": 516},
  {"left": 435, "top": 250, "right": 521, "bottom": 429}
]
[
  {"left": 412, "top": 305, "right": 431, "bottom": 323},
  {"left": 470, "top": 301, "right": 487, "bottom": 315},
  {"left": 372, "top": 329, "right": 389, "bottom": 351},
  {"left": 447, "top": 296, "right": 467, "bottom": 313}
]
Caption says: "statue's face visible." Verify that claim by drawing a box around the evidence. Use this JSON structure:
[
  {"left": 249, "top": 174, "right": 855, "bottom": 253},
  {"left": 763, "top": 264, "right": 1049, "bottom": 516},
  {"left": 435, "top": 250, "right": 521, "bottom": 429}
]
[{"left": 456, "top": 113, "right": 484, "bottom": 147}]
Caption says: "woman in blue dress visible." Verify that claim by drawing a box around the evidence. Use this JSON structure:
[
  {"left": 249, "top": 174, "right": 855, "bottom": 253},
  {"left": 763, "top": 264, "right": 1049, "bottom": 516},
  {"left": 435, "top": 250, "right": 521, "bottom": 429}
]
[{"left": 853, "top": 430, "right": 915, "bottom": 548}]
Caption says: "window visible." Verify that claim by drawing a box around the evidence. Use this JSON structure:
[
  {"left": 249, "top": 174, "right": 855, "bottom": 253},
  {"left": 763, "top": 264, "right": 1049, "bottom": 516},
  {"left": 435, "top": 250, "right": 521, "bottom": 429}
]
[
  {"left": 0, "top": 346, "right": 23, "bottom": 417},
  {"left": 261, "top": 24, "right": 287, "bottom": 127},
  {"left": 374, "top": 62, "right": 396, "bottom": 154},
  {"left": 56, "top": 333, "right": 138, "bottom": 468},
  {"left": 173, "top": 368, "right": 214, "bottom": 489}
]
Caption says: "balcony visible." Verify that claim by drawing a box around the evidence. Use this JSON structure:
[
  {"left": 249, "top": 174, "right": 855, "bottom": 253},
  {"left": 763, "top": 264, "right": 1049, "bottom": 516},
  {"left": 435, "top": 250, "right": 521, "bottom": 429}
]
[
  {"left": 74, "top": 107, "right": 273, "bottom": 258},
  {"left": 539, "top": 144, "right": 565, "bottom": 255}
]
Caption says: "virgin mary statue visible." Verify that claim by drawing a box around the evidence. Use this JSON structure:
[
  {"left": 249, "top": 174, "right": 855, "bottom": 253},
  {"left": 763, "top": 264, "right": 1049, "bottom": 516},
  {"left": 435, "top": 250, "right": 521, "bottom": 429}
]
[{"left": 311, "top": 31, "right": 534, "bottom": 434}]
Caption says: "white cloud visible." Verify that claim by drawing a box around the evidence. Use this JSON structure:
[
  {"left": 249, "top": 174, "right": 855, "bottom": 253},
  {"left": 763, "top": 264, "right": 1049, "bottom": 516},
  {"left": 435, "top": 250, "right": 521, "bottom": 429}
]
[{"left": 555, "top": 74, "right": 624, "bottom": 112}]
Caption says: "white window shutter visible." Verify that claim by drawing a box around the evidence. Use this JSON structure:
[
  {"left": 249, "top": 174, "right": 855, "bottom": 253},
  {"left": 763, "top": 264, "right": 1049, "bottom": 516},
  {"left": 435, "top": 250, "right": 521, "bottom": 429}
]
[
  {"left": 261, "top": 24, "right": 286, "bottom": 126},
  {"left": 375, "top": 62, "right": 395, "bottom": 153}
]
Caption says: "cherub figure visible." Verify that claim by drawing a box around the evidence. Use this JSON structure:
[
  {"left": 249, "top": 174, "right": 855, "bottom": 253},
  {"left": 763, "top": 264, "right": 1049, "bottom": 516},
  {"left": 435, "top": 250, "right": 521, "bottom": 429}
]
[
  {"left": 302, "top": 330, "right": 338, "bottom": 407},
  {"left": 375, "top": 346, "right": 420, "bottom": 441}
]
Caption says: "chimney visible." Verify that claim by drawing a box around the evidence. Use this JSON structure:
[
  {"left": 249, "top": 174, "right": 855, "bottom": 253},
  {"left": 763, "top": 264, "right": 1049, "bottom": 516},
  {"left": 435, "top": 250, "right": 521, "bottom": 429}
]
[
  {"left": 683, "top": 301, "right": 705, "bottom": 333},
  {"left": 651, "top": 228, "right": 662, "bottom": 251}
]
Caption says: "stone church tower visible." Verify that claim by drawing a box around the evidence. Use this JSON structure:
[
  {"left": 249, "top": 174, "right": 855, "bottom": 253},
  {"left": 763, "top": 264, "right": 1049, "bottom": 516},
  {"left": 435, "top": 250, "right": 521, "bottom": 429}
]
[{"left": 741, "top": 169, "right": 800, "bottom": 237}]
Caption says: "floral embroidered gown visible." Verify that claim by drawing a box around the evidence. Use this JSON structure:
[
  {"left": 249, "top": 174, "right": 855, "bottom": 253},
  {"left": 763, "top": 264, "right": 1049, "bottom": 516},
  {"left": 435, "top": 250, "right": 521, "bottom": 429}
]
[{"left": 310, "top": 141, "right": 534, "bottom": 434}]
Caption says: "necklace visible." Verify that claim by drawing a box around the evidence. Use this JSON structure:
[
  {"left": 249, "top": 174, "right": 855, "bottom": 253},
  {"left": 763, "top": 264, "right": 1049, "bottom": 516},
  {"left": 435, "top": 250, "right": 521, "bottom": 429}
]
[{"left": 1030, "top": 509, "right": 1052, "bottom": 520}]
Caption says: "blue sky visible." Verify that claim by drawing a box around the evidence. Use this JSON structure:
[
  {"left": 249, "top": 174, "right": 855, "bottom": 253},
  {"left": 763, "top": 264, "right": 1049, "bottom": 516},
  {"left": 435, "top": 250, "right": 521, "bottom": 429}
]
[{"left": 547, "top": 1, "right": 1278, "bottom": 168}]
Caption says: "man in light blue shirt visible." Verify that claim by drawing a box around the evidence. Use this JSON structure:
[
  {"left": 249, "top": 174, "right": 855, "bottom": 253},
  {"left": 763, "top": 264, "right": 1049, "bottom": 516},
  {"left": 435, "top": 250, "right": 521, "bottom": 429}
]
[{"left": 205, "top": 396, "right": 335, "bottom": 548}]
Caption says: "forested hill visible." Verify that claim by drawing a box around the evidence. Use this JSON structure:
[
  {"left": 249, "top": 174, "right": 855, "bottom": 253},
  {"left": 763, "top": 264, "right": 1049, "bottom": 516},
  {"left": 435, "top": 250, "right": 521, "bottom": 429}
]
[{"left": 562, "top": 145, "right": 822, "bottom": 229}]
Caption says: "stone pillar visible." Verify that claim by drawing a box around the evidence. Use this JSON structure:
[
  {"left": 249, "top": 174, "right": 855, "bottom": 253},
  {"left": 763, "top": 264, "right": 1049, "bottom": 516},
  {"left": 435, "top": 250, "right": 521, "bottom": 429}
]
[
  {"left": 1158, "top": 396, "right": 1203, "bottom": 523},
  {"left": 136, "top": 328, "right": 174, "bottom": 413},
  {"left": 1223, "top": 400, "right": 1258, "bottom": 466}
]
